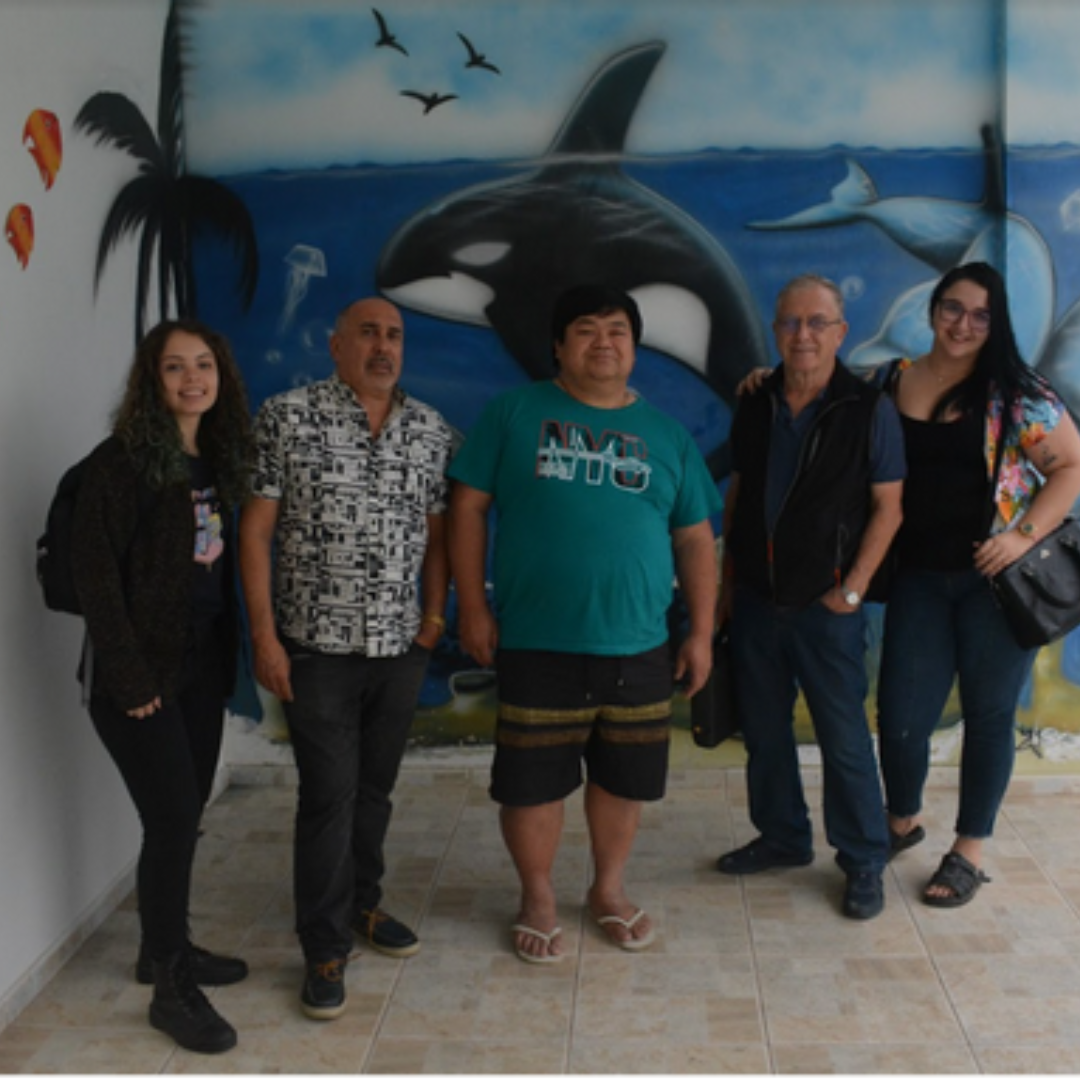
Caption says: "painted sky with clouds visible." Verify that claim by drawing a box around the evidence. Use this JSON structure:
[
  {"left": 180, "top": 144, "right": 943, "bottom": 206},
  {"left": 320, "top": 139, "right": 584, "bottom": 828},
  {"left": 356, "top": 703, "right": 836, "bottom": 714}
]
[{"left": 185, "top": 0, "right": 1080, "bottom": 176}]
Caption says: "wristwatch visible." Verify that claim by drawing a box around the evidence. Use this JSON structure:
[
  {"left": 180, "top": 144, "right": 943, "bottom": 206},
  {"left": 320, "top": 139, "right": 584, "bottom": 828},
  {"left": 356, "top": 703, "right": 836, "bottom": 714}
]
[
  {"left": 1019, "top": 520, "right": 1038, "bottom": 538},
  {"left": 842, "top": 587, "right": 861, "bottom": 607}
]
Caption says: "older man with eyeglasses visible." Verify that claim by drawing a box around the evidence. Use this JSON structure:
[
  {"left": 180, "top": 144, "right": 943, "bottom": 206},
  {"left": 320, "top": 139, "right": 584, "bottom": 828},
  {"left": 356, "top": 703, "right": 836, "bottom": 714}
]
[{"left": 714, "top": 273, "right": 905, "bottom": 921}]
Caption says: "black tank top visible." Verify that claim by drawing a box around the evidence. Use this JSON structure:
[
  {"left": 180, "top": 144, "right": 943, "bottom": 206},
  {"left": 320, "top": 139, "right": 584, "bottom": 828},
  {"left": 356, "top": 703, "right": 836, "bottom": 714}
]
[{"left": 898, "top": 408, "right": 988, "bottom": 572}]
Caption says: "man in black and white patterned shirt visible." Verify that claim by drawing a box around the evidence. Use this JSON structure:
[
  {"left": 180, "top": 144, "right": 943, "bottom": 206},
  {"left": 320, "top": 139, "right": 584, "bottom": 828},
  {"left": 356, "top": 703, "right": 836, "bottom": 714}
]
[{"left": 240, "top": 297, "right": 452, "bottom": 1022}]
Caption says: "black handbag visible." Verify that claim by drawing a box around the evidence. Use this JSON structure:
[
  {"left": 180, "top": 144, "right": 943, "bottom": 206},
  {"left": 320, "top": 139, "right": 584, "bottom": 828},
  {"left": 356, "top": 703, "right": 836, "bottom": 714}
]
[
  {"left": 690, "top": 627, "right": 740, "bottom": 748},
  {"left": 991, "top": 517, "right": 1080, "bottom": 649}
]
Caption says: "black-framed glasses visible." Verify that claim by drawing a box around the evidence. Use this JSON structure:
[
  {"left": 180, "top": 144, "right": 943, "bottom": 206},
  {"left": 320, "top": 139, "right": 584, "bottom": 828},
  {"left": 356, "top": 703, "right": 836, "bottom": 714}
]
[
  {"left": 937, "top": 298, "right": 990, "bottom": 332},
  {"left": 774, "top": 316, "right": 843, "bottom": 336}
]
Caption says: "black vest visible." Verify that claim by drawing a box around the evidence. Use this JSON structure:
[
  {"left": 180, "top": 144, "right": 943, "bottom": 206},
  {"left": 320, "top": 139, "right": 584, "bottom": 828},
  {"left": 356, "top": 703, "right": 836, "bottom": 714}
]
[{"left": 728, "top": 363, "right": 882, "bottom": 608}]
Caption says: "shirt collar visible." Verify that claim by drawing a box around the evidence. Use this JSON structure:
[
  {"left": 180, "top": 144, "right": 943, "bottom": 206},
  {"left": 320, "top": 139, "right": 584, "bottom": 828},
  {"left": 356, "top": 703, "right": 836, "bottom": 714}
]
[{"left": 329, "top": 372, "right": 408, "bottom": 414}]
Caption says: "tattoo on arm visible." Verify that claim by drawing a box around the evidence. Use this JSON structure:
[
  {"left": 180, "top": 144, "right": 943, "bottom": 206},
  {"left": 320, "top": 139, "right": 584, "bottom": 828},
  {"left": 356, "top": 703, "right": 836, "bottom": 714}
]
[{"left": 1040, "top": 448, "right": 1059, "bottom": 469}]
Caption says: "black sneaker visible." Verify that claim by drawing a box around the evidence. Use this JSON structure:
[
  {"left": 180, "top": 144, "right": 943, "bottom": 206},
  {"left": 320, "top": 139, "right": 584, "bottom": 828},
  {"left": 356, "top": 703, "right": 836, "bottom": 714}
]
[
  {"left": 354, "top": 908, "right": 421, "bottom": 958},
  {"left": 716, "top": 838, "right": 814, "bottom": 875},
  {"left": 843, "top": 870, "right": 885, "bottom": 920},
  {"left": 300, "top": 957, "right": 348, "bottom": 1021},
  {"left": 136, "top": 942, "right": 249, "bottom": 987}
]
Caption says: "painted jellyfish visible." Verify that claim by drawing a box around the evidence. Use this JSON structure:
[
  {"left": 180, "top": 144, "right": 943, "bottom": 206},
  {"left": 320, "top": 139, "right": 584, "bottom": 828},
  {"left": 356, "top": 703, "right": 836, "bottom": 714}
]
[
  {"left": 279, "top": 243, "right": 327, "bottom": 332},
  {"left": 1061, "top": 190, "right": 1080, "bottom": 233}
]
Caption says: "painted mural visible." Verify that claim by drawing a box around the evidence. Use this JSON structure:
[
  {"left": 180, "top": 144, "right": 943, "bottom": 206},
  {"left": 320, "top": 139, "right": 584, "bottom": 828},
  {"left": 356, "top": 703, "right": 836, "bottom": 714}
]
[
  {"left": 75, "top": 0, "right": 1080, "bottom": 750},
  {"left": 72, "top": 1, "right": 258, "bottom": 340}
]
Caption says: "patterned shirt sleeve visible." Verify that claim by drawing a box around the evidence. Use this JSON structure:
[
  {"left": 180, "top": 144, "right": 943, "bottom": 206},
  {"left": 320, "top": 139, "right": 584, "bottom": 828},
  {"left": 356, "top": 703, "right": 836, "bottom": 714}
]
[
  {"left": 990, "top": 386, "right": 1066, "bottom": 529},
  {"left": 252, "top": 398, "right": 285, "bottom": 500}
]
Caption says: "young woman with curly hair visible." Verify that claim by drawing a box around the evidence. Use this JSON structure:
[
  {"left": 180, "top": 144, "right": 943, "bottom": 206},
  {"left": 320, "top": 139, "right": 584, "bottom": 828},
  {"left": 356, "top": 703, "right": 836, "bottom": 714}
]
[{"left": 71, "top": 319, "right": 254, "bottom": 1054}]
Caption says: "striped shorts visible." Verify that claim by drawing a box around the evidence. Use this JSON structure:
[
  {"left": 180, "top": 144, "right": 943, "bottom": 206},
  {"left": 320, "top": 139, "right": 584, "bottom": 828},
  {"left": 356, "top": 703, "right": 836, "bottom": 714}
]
[{"left": 490, "top": 644, "right": 673, "bottom": 807}]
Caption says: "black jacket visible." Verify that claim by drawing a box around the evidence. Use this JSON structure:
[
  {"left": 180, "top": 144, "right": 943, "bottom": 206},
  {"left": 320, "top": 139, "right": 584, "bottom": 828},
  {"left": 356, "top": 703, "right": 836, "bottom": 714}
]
[
  {"left": 70, "top": 437, "right": 238, "bottom": 711},
  {"left": 727, "top": 363, "right": 882, "bottom": 608}
]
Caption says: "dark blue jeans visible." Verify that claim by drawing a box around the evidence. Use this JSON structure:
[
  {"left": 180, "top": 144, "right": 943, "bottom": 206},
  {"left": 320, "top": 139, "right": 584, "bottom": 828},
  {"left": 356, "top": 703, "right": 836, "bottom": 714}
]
[
  {"left": 282, "top": 639, "right": 430, "bottom": 962},
  {"left": 89, "top": 621, "right": 229, "bottom": 960},
  {"left": 731, "top": 586, "right": 889, "bottom": 874},
  {"left": 877, "top": 567, "right": 1037, "bottom": 839}
]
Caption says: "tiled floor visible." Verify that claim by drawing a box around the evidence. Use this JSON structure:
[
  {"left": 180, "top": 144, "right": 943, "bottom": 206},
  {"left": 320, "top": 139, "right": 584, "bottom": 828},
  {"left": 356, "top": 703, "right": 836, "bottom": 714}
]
[{"left": 3, "top": 730, "right": 1080, "bottom": 1074}]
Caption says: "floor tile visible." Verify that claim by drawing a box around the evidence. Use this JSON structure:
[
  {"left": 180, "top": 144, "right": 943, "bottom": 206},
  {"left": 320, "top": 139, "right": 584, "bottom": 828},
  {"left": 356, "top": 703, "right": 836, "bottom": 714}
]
[
  {"left": 936, "top": 953, "right": 1080, "bottom": 1044},
  {"left": 756, "top": 954, "right": 963, "bottom": 1044},
  {"left": 974, "top": 1042, "right": 1080, "bottom": 1073},
  {"left": 2, "top": 743, "right": 1079, "bottom": 1073},
  {"left": 771, "top": 1041, "right": 978, "bottom": 1074},
  {"left": 366, "top": 1036, "right": 566, "bottom": 1074}
]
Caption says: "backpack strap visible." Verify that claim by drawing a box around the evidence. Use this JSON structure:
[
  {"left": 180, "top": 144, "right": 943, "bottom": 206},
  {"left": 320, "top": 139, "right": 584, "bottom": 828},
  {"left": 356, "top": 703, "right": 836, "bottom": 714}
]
[{"left": 872, "top": 357, "right": 904, "bottom": 396}]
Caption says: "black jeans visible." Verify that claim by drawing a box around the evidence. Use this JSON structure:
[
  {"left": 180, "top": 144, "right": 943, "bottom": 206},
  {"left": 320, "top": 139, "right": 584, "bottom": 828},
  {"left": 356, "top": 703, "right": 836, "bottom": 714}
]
[
  {"left": 282, "top": 639, "right": 430, "bottom": 962},
  {"left": 89, "top": 622, "right": 229, "bottom": 960}
]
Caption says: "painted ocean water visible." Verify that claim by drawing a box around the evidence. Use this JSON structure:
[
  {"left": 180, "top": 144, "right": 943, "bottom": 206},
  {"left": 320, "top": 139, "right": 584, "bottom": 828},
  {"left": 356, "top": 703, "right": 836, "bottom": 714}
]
[
  {"left": 196, "top": 144, "right": 1080, "bottom": 442},
  {"left": 194, "top": 144, "right": 1080, "bottom": 722}
]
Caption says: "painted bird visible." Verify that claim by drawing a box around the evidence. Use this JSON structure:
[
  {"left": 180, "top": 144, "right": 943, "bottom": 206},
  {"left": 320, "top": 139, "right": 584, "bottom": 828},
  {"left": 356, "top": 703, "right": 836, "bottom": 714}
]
[
  {"left": 400, "top": 90, "right": 458, "bottom": 114},
  {"left": 457, "top": 32, "right": 500, "bottom": 74},
  {"left": 372, "top": 8, "right": 407, "bottom": 55}
]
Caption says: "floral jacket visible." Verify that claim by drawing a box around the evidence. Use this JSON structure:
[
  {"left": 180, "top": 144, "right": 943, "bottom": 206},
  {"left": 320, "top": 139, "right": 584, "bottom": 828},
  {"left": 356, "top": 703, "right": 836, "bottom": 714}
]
[{"left": 891, "top": 357, "right": 1065, "bottom": 533}]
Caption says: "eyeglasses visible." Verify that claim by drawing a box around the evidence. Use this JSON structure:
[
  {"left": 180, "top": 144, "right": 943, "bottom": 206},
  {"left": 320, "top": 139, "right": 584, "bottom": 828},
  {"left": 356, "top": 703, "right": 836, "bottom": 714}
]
[
  {"left": 937, "top": 298, "right": 990, "bottom": 333},
  {"left": 774, "top": 316, "right": 843, "bottom": 336}
]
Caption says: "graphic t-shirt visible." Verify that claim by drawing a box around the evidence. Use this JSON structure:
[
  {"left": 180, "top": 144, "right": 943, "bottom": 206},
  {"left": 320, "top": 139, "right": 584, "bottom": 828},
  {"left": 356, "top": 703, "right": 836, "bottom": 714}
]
[
  {"left": 188, "top": 455, "right": 225, "bottom": 621},
  {"left": 449, "top": 380, "right": 721, "bottom": 654}
]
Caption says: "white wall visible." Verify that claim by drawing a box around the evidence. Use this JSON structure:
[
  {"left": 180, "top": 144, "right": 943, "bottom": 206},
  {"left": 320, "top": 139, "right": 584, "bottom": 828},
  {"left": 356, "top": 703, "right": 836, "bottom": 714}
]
[{"left": 0, "top": 0, "right": 171, "bottom": 1026}]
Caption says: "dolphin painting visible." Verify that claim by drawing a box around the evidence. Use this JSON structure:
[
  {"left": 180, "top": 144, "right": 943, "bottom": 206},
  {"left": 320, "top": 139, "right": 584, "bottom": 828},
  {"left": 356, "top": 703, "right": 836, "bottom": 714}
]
[
  {"left": 753, "top": 125, "right": 1055, "bottom": 374},
  {"left": 376, "top": 41, "right": 768, "bottom": 475}
]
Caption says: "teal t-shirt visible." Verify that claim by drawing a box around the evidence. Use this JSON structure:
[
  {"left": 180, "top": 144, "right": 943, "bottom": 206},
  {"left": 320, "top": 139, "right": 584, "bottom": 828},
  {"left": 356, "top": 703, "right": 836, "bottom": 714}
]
[{"left": 449, "top": 381, "right": 721, "bottom": 654}]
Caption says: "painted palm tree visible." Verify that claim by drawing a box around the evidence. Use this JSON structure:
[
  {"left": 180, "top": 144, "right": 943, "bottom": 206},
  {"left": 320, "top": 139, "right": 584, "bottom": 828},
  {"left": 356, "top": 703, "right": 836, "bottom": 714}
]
[{"left": 74, "top": 0, "right": 258, "bottom": 340}]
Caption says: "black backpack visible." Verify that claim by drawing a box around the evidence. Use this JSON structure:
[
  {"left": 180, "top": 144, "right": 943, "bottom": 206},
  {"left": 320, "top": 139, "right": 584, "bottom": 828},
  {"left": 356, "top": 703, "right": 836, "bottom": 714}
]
[{"left": 36, "top": 454, "right": 93, "bottom": 615}]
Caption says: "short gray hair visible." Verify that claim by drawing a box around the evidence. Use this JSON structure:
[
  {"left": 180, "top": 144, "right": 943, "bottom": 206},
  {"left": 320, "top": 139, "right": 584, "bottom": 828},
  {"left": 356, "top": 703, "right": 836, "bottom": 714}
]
[{"left": 775, "top": 273, "right": 845, "bottom": 318}]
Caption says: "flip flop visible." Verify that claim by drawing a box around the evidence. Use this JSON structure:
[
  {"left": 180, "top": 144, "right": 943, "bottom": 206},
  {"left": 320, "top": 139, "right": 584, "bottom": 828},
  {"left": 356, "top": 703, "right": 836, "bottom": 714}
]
[
  {"left": 593, "top": 907, "right": 656, "bottom": 952},
  {"left": 510, "top": 923, "right": 563, "bottom": 964},
  {"left": 922, "top": 851, "right": 990, "bottom": 908},
  {"left": 888, "top": 824, "right": 925, "bottom": 861}
]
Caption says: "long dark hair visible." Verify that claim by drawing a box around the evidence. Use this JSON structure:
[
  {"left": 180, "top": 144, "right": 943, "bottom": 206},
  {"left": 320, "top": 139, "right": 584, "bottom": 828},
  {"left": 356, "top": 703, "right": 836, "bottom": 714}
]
[
  {"left": 928, "top": 261, "right": 1050, "bottom": 421},
  {"left": 112, "top": 319, "right": 254, "bottom": 508}
]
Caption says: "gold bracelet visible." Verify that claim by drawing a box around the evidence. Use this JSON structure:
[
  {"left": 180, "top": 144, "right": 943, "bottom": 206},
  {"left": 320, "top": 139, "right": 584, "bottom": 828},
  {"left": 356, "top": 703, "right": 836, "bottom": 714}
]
[{"left": 422, "top": 613, "right": 446, "bottom": 630}]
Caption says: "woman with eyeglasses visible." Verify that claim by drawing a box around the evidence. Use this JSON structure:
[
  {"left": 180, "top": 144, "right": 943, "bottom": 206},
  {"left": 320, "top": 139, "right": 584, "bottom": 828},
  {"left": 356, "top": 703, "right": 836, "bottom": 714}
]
[{"left": 877, "top": 261, "right": 1080, "bottom": 908}]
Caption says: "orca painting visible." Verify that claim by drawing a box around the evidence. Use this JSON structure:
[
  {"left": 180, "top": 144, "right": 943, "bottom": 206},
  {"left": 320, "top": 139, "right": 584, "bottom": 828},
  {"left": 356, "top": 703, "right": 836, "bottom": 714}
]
[{"left": 376, "top": 42, "right": 768, "bottom": 475}]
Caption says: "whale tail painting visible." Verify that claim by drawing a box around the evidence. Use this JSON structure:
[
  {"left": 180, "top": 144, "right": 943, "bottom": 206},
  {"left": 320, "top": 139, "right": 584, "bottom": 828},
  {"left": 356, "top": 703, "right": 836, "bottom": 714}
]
[
  {"left": 376, "top": 41, "right": 769, "bottom": 477},
  {"left": 748, "top": 124, "right": 1006, "bottom": 273}
]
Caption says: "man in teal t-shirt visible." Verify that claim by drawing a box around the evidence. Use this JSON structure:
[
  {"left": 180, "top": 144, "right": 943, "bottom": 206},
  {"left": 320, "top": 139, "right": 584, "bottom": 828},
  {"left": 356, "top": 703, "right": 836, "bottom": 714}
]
[{"left": 449, "top": 285, "right": 720, "bottom": 964}]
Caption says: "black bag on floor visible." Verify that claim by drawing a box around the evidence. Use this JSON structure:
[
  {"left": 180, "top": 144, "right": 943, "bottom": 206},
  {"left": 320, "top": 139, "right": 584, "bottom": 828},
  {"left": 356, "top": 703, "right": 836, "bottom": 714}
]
[
  {"left": 690, "top": 627, "right": 740, "bottom": 748},
  {"left": 991, "top": 517, "right": 1080, "bottom": 649}
]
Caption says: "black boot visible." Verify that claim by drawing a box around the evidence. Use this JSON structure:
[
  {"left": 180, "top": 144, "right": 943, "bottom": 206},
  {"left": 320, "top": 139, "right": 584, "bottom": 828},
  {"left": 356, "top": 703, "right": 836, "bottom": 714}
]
[
  {"left": 149, "top": 950, "right": 238, "bottom": 1054},
  {"left": 136, "top": 941, "right": 249, "bottom": 986}
]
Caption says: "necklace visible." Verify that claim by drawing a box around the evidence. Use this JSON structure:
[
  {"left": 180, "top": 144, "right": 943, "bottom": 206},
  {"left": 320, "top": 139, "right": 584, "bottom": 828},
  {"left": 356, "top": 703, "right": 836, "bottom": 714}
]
[{"left": 923, "top": 356, "right": 968, "bottom": 387}]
